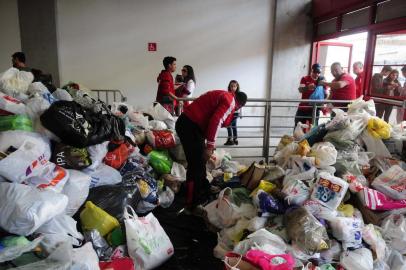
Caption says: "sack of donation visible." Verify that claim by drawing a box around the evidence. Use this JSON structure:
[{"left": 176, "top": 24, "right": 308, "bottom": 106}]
[
  {"left": 372, "top": 165, "right": 406, "bottom": 200},
  {"left": 311, "top": 172, "right": 349, "bottom": 210},
  {"left": 240, "top": 161, "right": 266, "bottom": 190},
  {"left": 0, "top": 92, "right": 26, "bottom": 115},
  {"left": 51, "top": 142, "right": 92, "bottom": 170},
  {"left": 124, "top": 206, "right": 174, "bottom": 270},
  {"left": 146, "top": 130, "right": 176, "bottom": 149}
]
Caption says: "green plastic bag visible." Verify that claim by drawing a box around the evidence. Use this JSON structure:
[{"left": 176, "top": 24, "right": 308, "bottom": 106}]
[
  {"left": 149, "top": 150, "right": 173, "bottom": 175},
  {"left": 0, "top": 115, "right": 33, "bottom": 132}
]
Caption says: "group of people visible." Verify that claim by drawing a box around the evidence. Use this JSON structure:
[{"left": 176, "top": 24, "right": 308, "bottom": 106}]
[
  {"left": 295, "top": 61, "right": 406, "bottom": 125},
  {"left": 155, "top": 56, "right": 248, "bottom": 211},
  {"left": 155, "top": 56, "right": 243, "bottom": 146}
]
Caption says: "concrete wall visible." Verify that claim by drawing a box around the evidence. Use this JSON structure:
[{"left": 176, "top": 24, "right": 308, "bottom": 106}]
[
  {"left": 0, "top": 0, "right": 21, "bottom": 71},
  {"left": 56, "top": 0, "right": 273, "bottom": 111},
  {"left": 270, "top": 0, "right": 313, "bottom": 130},
  {"left": 18, "top": 0, "right": 60, "bottom": 85}
]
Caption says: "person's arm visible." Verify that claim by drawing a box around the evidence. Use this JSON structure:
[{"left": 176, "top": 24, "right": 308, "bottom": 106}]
[
  {"left": 371, "top": 74, "right": 384, "bottom": 94},
  {"left": 322, "top": 80, "right": 348, "bottom": 90},
  {"left": 205, "top": 96, "right": 234, "bottom": 150}
]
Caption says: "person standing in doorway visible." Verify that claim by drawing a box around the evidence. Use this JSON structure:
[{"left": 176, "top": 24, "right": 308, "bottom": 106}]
[
  {"left": 397, "top": 66, "right": 406, "bottom": 123},
  {"left": 224, "top": 80, "right": 242, "bottom": 145},
  {"left": 156, "top": 56, "right": 178, "bottom": 114},
  {"left": 321, "top": 62, "right": 356, "bottom": 109},
  {"left": 353, "top": 61, "right": 364, "bottom": 99},
  {"left": 294, "top": 63, "right": 327, "bottom": 126},
  {"left": 371, "top": 65, "right": 392, "bottom": 119},
  {"left": 381, "top": 69, "right": 401, "bottom": 122},
  {"left": 176, "top": 90, "right": 247, "bottom": 211},
  {"left": 175, "top": 65, "right": 196, "bottom": 114}
]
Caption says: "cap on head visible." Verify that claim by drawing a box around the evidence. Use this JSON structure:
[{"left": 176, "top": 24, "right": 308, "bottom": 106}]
[{"left": 311, "top": 63, "right": 322, "bottom": 74}]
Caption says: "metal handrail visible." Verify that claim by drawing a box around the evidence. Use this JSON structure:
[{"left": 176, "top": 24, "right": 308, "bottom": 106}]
[
  {"left": 174, "top": 96, "right": 405, "bottom": 162},
  {"left": 91, "top": 89, "right": 127, "bottom": 104}
]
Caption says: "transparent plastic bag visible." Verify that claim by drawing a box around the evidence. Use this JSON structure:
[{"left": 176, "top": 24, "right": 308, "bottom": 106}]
[
  {"left": 372, "top": 165, "right": 406, "bottom": 200},
  {"left": 340, "top": 248, "right": 373, "bottom": 270}
]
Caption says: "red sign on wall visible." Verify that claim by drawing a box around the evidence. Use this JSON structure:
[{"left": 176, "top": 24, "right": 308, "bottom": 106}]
[{"left": 148, "top": 43, "right": 157, "bottom": 52}]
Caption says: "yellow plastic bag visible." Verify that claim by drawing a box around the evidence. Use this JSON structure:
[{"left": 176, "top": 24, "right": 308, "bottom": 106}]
[
  {"left": 296, "top": 139, "right": 311, "bottom": 156},
  {"left": 80, "top": 201, "right": 119, "bottom": 236},
  {"left": 367, "top": 118, "right": 391, "bottom": 139},
  {"left": 337, "top": 203, "right": 354, "bottom": 218},
  {"left": 250, "top": 180, "right": 276, "bottom": 197}
]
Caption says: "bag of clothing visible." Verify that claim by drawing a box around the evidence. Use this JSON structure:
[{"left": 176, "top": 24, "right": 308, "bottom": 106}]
[
  {"left": 40, "top": 100, "right": 126, "bottom": 148},
  {"left": 309, "top": 85, "right": 325, "bottom": 100},
  {"left": 104, "top": 140, "right": 134, "bottom": 169},
  {"left": 240, "top": 162, "right": 266, "bottom": 190},
  {"left": 51, "top": 142, "right": 92, "bottom": 170},
  {"left": 146, "top": 130, "right": 176, "bottom": 149},
  {"left": 372, "top": 165, "right": 406, "bottom": 200},
  {"left": 311, "top": 172, "right": 349, "bottom": 210},
  {"left": 148, "top": 150, "right": 173, "bottom": 175}
]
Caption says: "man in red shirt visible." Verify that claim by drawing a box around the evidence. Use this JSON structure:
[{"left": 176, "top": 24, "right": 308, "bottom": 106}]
[
  {"left": 156, "top": 56, "right": 178, "bottom": 114},
  {"left": 175, "top": 90, "right": 247, "bottom": 209},
  {"left": 321, "top": 62, "right": 356, "bottom": 109},
  {"left": 353, "top": 61, "right": 364, "bottom": 99},
  {"left": 294, "top": 63, "right": 328, "bottom": 126}
]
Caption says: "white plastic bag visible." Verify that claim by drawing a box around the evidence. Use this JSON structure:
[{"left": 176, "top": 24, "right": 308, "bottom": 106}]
[
  {"left": 87, "top": 141, "right": 109, "bottom": 170},
  {"left": 362, "top": 224, "right": 388, "bottom": 262},
  {"left": 52, "top": 88, "right": 73, "bottom": 101},
  {"left": 233, "top": 228, "right": 286, "bottom": 256},
  {"left": 381, "top": 214, "right": 406, "bottom": 254},
  {"left": 293, "top": 122, "right": 309, "bottom": 140},
  {"left": 27, "top": 82, "right": 49, "bottom": 96},
  {"left": 171, "top": 161, "right": 186, "bottom": 182},
  {"left": 149, "top": 120, "right": 167, "bottom": 130},
  {"left": 0, "top": 139, "right": 69, "bottom": 192},
  {"left": 83, "top": 163, "right": 122, "bottom": 188},
  {"left": 25, "top": 96, "right": 50, "bottom": 120},
  {"left": 329, "top": 215, "right": 363, "bottom": 249},
  {"left": 129, "top": 112, "right": 149, "bottom": 129},
  {"left": 311, "top": 172, "right": 349, "bottom": 210},
  {"left": 0, "top": 68, "right": 33, "bottom": 95},
  {"left": 310, "top": 142, "right": 337, "bottom": 168},
  {"left": 205, "top": 187, "right": 240, "bottom": 229},
  {"left": 71, "top": 242, "right": 100, "bottom": 270},
  {"left": 0, "top": 130, "right": 51, "bottom": 160},
  {"left": 340, "top": 248, "right": 373, "bottom": 270},
  {"left": 36, "top": 214, "right": 84, "bottom": 246},
  {"left": 282, "top": 179, "right": 311, "bottom": 206},
  {"left": 348, "top": 97, "right": 376, "bottom": 117},
  {"left": 124, "top": 206, "right": 174, "bottom": 270},
  {"left": 0, "top": 182, "right": 68, "bottom": 235},
  {"left": 62, "top": 170, "right": 92, "bottom": 216},
  {"left": 274, "top": 142, "right": 299, "bottom": 168},
  {"left": 360, "top": 129, "right": 391, "bottom": 157},
  {"left": 0, "top": 92, "right": 26, "bottom": 115},
  {"left": 372, "top": 165, "right": 406, "bottom": 200},
  {"left": 147, "top": 103, "right": 175, "bottom": 128}
]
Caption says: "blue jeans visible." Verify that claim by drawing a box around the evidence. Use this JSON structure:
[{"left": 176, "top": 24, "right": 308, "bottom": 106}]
[{"left": 227, "top": 116, "right": 238, "bottom": 139}]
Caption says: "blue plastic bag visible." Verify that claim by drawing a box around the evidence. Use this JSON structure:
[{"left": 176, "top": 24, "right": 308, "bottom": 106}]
[{"left": 309, "top": 86, "right": 325, "bottom": 100}]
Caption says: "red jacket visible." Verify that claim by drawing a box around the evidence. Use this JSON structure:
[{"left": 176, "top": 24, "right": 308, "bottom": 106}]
[
  {"left": 183, "top": 90, "right": 236, "bottom": 149},
  {"left": 156, "top": 70, "right": 175, "bottom": 105}
]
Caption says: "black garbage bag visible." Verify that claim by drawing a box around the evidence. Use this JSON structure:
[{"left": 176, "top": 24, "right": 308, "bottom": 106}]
[
  {"left": 86, "top": 182, "right": 141, "bottom": 221},
  {"left": 51, "top": 142, "right": 92, "bottom": 170},
  {"left": 40, "top": 100, "right": 126, "bottom": 148}
]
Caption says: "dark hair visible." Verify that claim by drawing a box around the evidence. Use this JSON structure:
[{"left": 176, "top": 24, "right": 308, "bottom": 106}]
[
  {"left": 311, "top": 63, "right": 322, "bottom": 73},
  {"left": 182, "top": 65, "right": 196, "bottom": 83},
  {"left": 175, "top": 74, "right": 184, "bottom": 83},
  {"left": 227, "top": 80, "right": 240, "bottom": 92},
  {"left": 12, "top": 52, "right": 26, "bottom": 63},
  {"left": 387, "top": 69, "right": 399, "bottom": 81},
  {"left": 118, "top": 105, "right": 128, "bottom": 114},
  {"left": 401, "top": 66, "right": 406, "bottom": 72},
  {"left": 382, "top": 65, "right": 392, "bottom": 73},
  {"left": 163, "top": 56, "right": 176, "bottom": 69},
  {"left": 235, "top": 91, "right": 247, "bottom": 107}
]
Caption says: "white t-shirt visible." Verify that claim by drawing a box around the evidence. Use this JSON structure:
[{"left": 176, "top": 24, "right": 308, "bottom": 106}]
[{"left": 186, "top": 79, "right": 196, "bottom": 97}]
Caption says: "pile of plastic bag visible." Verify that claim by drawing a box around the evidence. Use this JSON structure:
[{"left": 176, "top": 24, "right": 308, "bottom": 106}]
[
  {"left": 204, "top": 97, "right": 406, "bottom": 270},
  {"left": 0, "top": 68, "right": 186, "bottom": 269}
]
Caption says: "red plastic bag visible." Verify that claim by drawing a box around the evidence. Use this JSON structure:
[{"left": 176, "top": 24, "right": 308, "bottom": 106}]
[
  {"left": 104, "top": 141, "right": 134, "bottom": 169},
  {"left": 99, "top": 257, "right": 135, "bottom": 270},
  {"left": 146, "top": 130, "right": 176, "bottom": 149}
]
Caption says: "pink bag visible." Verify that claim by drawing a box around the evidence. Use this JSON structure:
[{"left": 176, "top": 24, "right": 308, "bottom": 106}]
[
  {"left": 245, "top": 250, "right": 295, "bottom": 270},
  {"left": 359, "top": 187, "right": 406, "bottom": 210}
]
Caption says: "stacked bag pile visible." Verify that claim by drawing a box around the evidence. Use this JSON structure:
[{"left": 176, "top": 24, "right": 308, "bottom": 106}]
[
  {"left": 0, "top": 68, "right": 188, "bottom": 269},
  {"left": 204, "top": 97, "right": 406, "bottom": 270}
]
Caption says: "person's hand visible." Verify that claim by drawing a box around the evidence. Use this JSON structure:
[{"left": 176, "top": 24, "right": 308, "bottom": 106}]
[{"left": 203, "top": 148, "right": 214, "bottom": 162}]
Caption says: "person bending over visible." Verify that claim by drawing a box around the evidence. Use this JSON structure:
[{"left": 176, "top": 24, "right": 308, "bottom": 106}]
[{"left": 176, "top": 90, "right": 247, "bottom": 210}]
